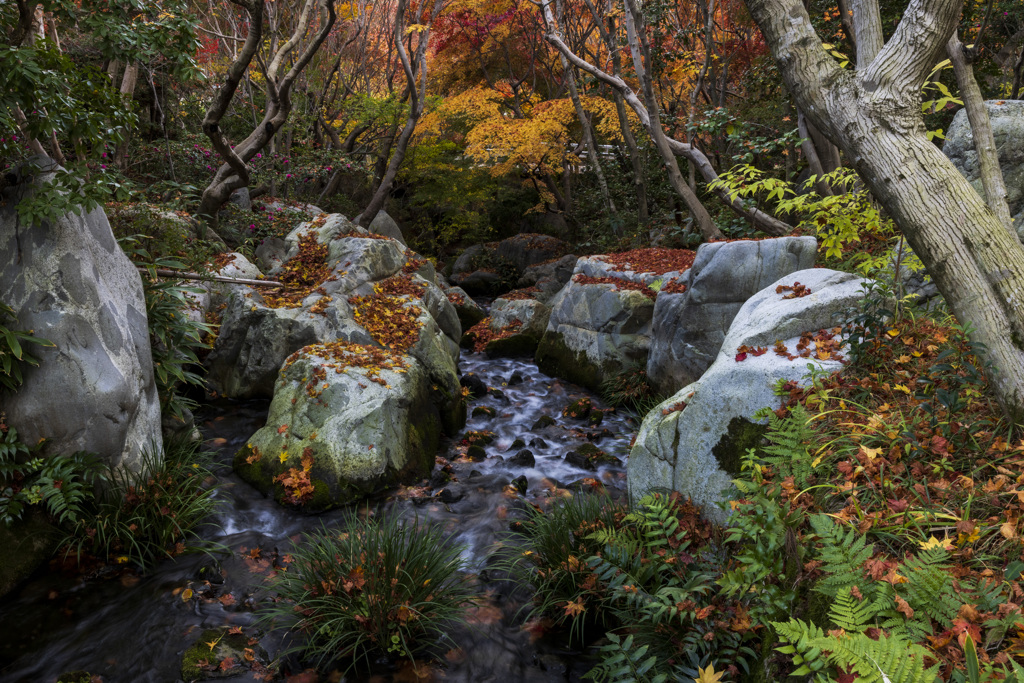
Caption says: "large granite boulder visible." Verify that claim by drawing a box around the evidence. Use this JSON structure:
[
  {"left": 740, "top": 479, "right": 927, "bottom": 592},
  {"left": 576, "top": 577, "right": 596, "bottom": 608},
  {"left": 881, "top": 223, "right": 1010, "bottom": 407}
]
[
  {"left": 206, "top": 222, "right": 441, "bottom": 399},
  {"left": 646, "top": 237, "right": 817, "bottom": 395},
  {"left": 535, "top": 276, "right": 656, "bottom": 391},
  {"left": 236, "top": 342, "right": 440, "bottom": 508},
  {"left": 206, "top": 291, "right": 373, "bottom": 398},
  {"left": 368, "top": 210, "right": 406, "bottom": 245},
  {"left": 0, "top": 166, "right": 162, "bottom": 472},
  {"left": 944, "top": 100, "right": 1024, "bottom": 240},
  {"left": 628, "top": 268, "right": 869, "bottom": 523}
]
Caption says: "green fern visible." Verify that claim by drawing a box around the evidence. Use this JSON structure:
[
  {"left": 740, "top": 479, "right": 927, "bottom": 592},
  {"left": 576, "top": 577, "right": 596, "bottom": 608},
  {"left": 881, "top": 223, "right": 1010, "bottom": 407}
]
[
  {"left": 752, "top": 404, "right": 818, "bottom": 488},
  {"left": 829, "top": 586, "right": 890, "bottom": 634},
  {"left": 810, "top": 514, "right": 874, "bottom": 598},
  {"left": 774, "top": 618, "right": 831, "bottom": 680},
  {"left": 825, "top": 632, "right": 940, "bottom": 683},
  {"left": 774, "top": 618, "right": 940, "bottom": 683},
  {"left": 583, "top": 633, "right": 668, "bottom": 683},
  {"left": 900, "top": 545, "right": 959, "bottom": 630}
]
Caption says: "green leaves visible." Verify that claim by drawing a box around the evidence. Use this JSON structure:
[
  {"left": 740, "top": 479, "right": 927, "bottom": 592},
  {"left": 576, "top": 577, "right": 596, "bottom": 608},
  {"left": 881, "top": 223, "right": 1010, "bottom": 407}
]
[{"left": 0, "top": 302, "right": 53, "bottom": 393}]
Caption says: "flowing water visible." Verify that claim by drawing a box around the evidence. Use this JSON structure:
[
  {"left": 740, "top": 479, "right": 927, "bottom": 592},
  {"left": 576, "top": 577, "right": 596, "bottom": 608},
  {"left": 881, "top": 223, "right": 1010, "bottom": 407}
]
[{"left": 0, "top": 354, "right": 636, "bottom": 683}]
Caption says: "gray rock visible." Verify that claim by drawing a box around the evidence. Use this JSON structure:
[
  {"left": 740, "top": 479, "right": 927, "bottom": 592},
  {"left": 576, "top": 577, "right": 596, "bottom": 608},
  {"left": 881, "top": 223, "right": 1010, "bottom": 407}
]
[
  {"left": 208, "top": 252, "right": 263, "bottom": 310},
  {"left": 1015, "top": 209, "right": 1024, "bottom": 243},
  {"left": 495, "top": 233, "right": 567, "bottom": 272},
  {"left": 283, "top": 213, "right": 359, "bottom": 260},
  {"left": 451, "top": 234, "right": 568, "bottom": 295},
  {"left": 476, "top": 296, "right": 552, "bottom": 357},
  {"left": 647, "top": 236, "right": 817, "bottom": 395},
  {"left": 237, "top": 344, "right": 440, "bottom": 507},
  {"left": 0, "top": 169, "right": 162, "bottom": 472},
  {"left": 369, "top": 210, "right": 406, "bottom": 245},
  {"left": 944, "top": 100, "right": 1024, "bottom": 219},
  {"left": 888, "top": 240, "right": 940, "bottom": 306},
  {"left": 0, "top": 510, "right": 58, "bottom": 598},
  {"left": 205, "top": 290, "right": 373, "bottom": 398},
  {"left": 323, "top": 235, "right": 408, "bottom": 295},
  {"left": 228, "top": 187, "right": 251, "bottom": 211},
  {"left": 575, "top": 255, "right": 686, "bottom": 286},
  {"left": 518, "top": 254, "right": 578, "bottom": 302},
  {"left": 445, "top": 285, "right": 486, "bottom": 330},
  {"left": 255, "top": 237, "right": 288, "bottom": 275},
  {"left": 628, "top": 268, "right": 870, "bottom": 523},
  {"left": 536, "top": 274, "right": 655, "bottom": 391}
]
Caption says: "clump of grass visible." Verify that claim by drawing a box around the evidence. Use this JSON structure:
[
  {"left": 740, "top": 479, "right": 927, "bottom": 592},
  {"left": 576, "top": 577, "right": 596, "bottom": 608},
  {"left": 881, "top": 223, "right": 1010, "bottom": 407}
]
[
  {"left": 504, "top": 493, "right": 625, "bottom": 641},
  {"left": 600, "top": 365, "right": 663, "bottom": 417},
  {"left": 61, "top": 434, "right": 221, "bottom": 570},
  {"left": 263, "top": 513, "right": 475, "bottom": 673}
]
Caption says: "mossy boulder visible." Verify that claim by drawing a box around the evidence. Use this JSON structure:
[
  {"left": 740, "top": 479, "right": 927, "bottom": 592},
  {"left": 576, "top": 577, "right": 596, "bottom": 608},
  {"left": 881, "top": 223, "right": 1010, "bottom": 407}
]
[
  {"left": 472, "top": 405, "right": 497, "bottom": 418},
  {"left": 561, "top": 397, "right": 593, "bottom": 419},
  {"left": 628, "top": 269, "right": 870, "bottom": 523},
  {"left": 531, "top": 415, "right": 556, "bottom": 430},
  {"left": 237, "top": 342, "right": 441, "bottom": 509},
  {"left": 535, "top": 273, "right": 655, "bottom": 392},
  {"left": 482, "top": 297, "right": 552, "bottom": 358},
  {"left": 565, "top": 443, "right": 618, "bottom": 470}
]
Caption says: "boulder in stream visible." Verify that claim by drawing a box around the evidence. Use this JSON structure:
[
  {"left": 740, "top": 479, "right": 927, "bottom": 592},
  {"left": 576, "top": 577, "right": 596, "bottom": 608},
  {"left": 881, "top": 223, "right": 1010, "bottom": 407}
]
[
  {"left": 236, "top": 341, "right": 442, "bottom": 509},
  {"left": 628, "top": 268, "right": 870, "bottom": 523},
  {"left": 462, "top": 291, "right": 552, "bottom": 357}
]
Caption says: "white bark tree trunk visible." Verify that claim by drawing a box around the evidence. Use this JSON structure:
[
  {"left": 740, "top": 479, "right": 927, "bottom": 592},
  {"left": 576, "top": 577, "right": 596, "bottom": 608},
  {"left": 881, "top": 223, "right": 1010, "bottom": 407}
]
[{"left": 745, "top": 0, "right": 1024, "bottom": 418}]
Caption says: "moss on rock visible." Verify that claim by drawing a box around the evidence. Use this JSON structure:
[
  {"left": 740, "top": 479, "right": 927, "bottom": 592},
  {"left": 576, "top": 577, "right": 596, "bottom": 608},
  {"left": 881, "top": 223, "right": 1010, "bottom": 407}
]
[
  {"left": 535, "top": 330, "right": 603, "bottom": 392},
  {"left": 484, "top": 333, "right": 541, "bottom": 358},
  {"left": 711, "top": 417, "right": 767, "bottom": 475}
]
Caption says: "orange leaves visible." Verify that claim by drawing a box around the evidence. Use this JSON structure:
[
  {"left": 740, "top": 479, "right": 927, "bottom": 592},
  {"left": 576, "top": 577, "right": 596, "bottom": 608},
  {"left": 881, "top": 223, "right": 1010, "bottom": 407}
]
[
  {"left": 263, "top": 233, "right": 333, "bottom": 310},
  {"left": 572, "top": 274, "right": 657, "bottom": 299},
  {"left": 563, "top": 597, "right": 586, "bottom": 617},
  {"left": 463, "top": 317, "right": 522, "bottom": 353},
  {"left": 274, "top": 449, "right": 316, "bottom": 506},
  {"left": 894, "top": 594, "right": 915, "bottom": 619},
  {"left": 599, "top": 248, "right": 696, "bottom": 275},
  {"left": 348, "top": 290, "right": 422, "bottom": 354},
  {"left": 776, "top": 281, "right": 812, "bottom": 298}
]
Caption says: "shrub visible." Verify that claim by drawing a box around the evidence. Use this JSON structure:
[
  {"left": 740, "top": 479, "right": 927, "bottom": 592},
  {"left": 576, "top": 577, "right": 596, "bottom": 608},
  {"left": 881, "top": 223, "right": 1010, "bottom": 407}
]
[
  {"left": 263, "top": 513, "right": 474, "bottom": 672},
  {"left": 122, "top": 237, "right": 214, "bottom": 422},
  {"left": 61, "top": 434, "right": 221, "bottom": 570},
  {"left": 0, "top": 420, "right": 106, "bottom": 526}
]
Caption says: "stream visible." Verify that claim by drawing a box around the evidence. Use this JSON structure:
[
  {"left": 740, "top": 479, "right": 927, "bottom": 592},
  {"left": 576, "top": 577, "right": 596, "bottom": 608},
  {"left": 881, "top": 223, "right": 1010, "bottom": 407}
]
[{"left": 0, "top": 353, "right": 637, "bottom": 683}]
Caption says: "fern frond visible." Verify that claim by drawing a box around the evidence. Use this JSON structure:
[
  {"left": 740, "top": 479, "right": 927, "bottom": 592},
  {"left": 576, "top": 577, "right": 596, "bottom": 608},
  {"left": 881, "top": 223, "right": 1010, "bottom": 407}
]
[
  {"left": 823, "top": 632, "right": 940, "bottom": 683},
  {"left": 810, "top": 514, "right": 873, "bottom": 598},
  {"left": 900, "top": 546, "right": 958, "bottom": 629}
]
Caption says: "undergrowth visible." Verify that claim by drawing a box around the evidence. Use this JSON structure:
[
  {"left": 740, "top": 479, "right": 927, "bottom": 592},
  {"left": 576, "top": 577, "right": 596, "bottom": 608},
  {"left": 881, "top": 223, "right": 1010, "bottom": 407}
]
[
  {"left": 61, "top": 435, "right": 221, "bottom": 570},
  {"left": 262, "top": 513, "right": 475, "bottom": 674}
]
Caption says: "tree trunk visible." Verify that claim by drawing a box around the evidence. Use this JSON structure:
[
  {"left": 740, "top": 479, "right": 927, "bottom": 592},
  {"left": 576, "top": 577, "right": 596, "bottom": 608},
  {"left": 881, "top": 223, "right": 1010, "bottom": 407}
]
[
  {"left": 357, "top": 0, "right": 442, "bottom": 228},
  {"left": 947, "top": 32, "right": 1013, "bottom": 230},
  {"left": 746, "top": 0, "right": 1024, "bottom": 418}
]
